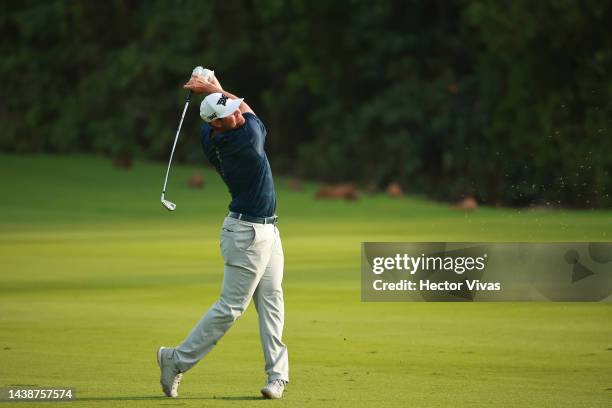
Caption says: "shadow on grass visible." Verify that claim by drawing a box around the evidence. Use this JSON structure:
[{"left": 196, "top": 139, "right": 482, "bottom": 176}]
[{"left": 76, "top": 395, "right": 264, "bottom": 402}]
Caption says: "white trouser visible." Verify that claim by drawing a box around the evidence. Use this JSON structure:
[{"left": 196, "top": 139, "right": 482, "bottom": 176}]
[{"left": 174, "top": 216, "right": 289, "bottom": 382}]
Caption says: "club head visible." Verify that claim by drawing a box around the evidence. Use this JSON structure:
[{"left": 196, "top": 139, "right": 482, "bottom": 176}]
[{"left": 161, "top": 198, "right": 176, "bottom": 211}]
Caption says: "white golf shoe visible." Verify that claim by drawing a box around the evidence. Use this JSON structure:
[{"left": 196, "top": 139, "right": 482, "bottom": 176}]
[
  {"left": 157, "top": 347, "right": 183, "bottom": 397},
  {"left": 261, "top": 379, "right": 287, "bottom": 399}
]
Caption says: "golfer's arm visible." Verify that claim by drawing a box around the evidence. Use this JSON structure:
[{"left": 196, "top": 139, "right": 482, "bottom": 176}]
[
  {"left": 219, "top": 87, "right": 254, "bottom": 115},
  {"left": 206, "top": 78, "right": 253, "bottom": 115},
  {"left": 186, "top": 76, "right": 255, "bottom": 115}
]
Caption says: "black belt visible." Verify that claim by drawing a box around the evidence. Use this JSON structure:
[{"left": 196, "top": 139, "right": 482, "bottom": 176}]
[{"left": 228, "top": 212, "right": 278, "bottom": 225}]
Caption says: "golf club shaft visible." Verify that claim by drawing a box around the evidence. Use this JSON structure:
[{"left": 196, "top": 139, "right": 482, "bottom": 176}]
[{"left": 161, "top": 91, "right": 193, "bottom": 196}]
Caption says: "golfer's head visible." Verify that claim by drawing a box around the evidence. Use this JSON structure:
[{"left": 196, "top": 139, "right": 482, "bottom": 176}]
[{"left": 200, "top": 93, "right": 244, "bottom": 130}]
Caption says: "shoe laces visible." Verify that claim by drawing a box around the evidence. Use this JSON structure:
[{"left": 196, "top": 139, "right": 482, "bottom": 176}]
[
  {"left": 268, "top": 379, "right": 285, "bottom": 391},
  {"left": 172, "top": 373, "right": 183, "bottom": 391}
]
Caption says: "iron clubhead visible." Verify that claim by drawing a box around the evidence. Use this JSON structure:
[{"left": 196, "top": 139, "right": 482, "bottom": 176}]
[{"left": 161, "top": 194, "right": 176, "bottom": 211}]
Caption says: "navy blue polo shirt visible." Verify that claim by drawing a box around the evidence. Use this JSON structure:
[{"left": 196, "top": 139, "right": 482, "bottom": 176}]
[{"left": 201, "top": 113, "right": 276, "bottom": 217}]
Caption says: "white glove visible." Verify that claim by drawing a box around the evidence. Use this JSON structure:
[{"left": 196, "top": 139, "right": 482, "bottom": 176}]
[{"left": 192, "top": 66, "right": 215, "bottom": 82}]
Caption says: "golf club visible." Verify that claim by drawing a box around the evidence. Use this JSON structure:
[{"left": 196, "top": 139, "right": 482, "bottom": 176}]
[{"left": 160, "top": 66, "right": 209, "bottom": 211}]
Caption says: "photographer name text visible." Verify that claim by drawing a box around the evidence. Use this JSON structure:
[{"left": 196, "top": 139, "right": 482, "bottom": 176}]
[{"left": 372, "top": 279, "right": 501, "bottom": 291}]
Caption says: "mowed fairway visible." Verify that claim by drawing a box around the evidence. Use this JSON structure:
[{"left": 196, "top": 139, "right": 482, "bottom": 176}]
[{"left": 1, "top": 154, "right": 611, "bottom": 408}]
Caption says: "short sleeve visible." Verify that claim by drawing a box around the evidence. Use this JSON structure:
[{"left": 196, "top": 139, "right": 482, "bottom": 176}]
[
  {"left": 244, "top": 113, "right": 267, "bottom": 155},
  {"left": 200, "top": 123, "right": 217, "bottom": 167},
  {"left": 201, "top": 123, "right": 212, "bottom": 141}
]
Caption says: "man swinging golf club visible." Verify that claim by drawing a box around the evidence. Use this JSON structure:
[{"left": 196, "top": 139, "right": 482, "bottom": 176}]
[{"left": 157, "top": 71, "right": 289, "bottom": 399}]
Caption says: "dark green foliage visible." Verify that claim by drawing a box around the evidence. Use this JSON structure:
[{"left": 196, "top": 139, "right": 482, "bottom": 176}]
[{"left": 1, "top": 0, "right": 610, "bottom": 207}]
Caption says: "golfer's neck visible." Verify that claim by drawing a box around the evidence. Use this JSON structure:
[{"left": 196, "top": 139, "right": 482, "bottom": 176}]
[{"left": 213, "top": 123, "right": 243, "bottom": 136}]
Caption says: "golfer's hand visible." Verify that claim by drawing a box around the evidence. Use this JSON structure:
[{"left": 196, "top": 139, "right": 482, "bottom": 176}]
[
  {"left": 208, "top": 73, "right": 222, "bottom": 89},
  {"left": 184, "top": 76, "right": 220, "bottom": 94}
]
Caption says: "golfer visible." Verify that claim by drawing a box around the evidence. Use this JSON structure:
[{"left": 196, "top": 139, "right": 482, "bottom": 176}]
[{"left": 157, "top": 73, "right": 289, "bottom": 399}]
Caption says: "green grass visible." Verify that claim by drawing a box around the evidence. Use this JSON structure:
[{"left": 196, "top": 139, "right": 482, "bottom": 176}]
[{"left": 0, "top": 153, "right": 611, "bottom": 407}]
